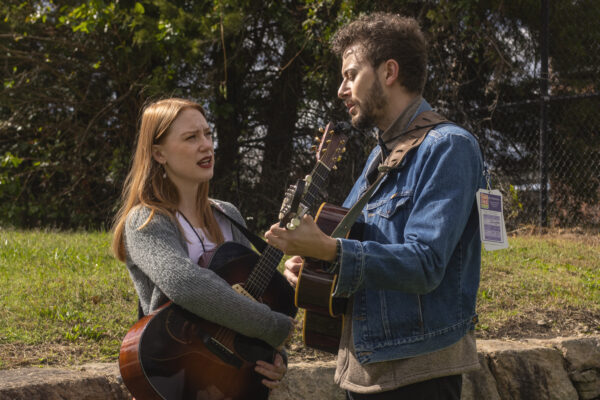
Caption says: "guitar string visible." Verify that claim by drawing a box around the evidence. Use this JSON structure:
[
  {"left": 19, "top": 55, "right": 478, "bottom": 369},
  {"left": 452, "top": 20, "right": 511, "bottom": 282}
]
[
  {"left": 213, "top": 148, "right": 340, "bottom": 346},
  {"left": 246, "top": 160, "right": 334, "bottom": 296}
]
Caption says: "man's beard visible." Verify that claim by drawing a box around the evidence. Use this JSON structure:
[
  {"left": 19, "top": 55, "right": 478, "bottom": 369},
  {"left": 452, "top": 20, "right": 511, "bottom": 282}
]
[{"left": 352, "top": 78, "right": 387, "bottom": 130}]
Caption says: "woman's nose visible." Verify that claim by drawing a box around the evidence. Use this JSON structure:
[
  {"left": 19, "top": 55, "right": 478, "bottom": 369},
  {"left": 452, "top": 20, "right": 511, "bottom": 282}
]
[{"left": 199, "top": 135, "right": 213, "bottom": 150}]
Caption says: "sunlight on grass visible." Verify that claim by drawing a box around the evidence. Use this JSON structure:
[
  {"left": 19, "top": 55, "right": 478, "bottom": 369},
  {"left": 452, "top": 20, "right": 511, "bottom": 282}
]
[
  {"left": 477, "top": 233, "right": 600, "bottom": 335},
  {"left": 0, "top": 228, "right": 137, "bottom": 366},
  {"left": 1, "top": 228, "right": 599, "bottom": 369}
]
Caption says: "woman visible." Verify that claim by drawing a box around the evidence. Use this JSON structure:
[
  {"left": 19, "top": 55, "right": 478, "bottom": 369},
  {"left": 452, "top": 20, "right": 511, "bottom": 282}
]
[{"left": 112, "top": 98, "right": 293, "bottom": 395}]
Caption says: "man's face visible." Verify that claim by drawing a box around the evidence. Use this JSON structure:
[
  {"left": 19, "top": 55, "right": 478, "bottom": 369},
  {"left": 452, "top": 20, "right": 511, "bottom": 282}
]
[{"left": 337, "top": 45, "right": 387, "bottom": 129}]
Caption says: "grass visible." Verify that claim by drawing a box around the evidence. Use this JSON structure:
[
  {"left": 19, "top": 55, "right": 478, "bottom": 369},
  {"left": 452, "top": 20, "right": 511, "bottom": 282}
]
[
  {"left": 475, "top": 230, "right": 600, "bottom": 337},
  {"left": 0, "top": 227, "right": 599, "bottom": 369},
  {"left": 0, "top": 228, "right": 136, "bottom": 369}
]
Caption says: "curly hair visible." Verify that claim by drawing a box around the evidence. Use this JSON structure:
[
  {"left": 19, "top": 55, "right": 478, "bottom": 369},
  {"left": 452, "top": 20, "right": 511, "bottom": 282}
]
[{"left": 331, "top": 12, "right": 428, "bottom": 94}]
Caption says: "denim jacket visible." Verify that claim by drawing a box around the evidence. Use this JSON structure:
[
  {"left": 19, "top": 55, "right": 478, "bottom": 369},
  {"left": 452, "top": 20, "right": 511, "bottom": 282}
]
[{"left": 334, "top": 100, "right": 484, "bottom": 364}]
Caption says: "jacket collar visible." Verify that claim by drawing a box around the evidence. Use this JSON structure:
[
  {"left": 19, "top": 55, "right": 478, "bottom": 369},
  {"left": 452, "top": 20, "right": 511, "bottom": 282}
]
[{"left": 378, "top": 96, "right": 430, "bottom": 154}]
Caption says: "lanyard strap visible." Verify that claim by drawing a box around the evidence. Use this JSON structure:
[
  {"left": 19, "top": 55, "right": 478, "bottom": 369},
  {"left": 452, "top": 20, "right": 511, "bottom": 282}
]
[{"left": 178, "top": 212, "right": 208, "bottom": 253}]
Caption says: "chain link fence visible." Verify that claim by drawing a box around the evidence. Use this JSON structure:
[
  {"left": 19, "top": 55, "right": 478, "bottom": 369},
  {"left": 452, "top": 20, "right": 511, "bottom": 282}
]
[{"left": 463, "top": 1, "right": 600, "bottom": 230}]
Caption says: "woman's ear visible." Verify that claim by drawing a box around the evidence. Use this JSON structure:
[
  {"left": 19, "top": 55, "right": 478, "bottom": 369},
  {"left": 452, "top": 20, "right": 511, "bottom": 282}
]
[{"left": 152, "top": 144, "right": 166, "bottom": 164}]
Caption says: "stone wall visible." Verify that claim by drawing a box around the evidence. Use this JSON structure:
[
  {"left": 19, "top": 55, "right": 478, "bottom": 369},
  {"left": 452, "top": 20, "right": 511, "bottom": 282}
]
[{"left": 0, "top": 336, "right": 598, "bottom": 400}]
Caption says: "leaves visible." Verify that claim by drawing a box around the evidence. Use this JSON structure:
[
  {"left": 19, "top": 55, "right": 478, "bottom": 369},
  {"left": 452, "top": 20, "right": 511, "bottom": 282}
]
[{"left": 0, "top": 0, "right": 598, "bottom": 229}]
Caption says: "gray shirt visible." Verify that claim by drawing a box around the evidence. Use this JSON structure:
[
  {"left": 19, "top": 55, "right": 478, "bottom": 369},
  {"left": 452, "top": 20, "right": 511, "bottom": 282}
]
[{"left": 123, "top": 200, "right": 291, "bottom": 348}]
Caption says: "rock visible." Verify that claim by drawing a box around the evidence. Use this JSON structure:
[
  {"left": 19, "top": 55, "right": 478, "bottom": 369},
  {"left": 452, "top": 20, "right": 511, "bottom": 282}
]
[
  {"left": 1, "top": 336, "right": 599, "bottom": 400},
  {"left": 270, "top": 360, "right": 344, "bottom": 400},
  {"left": 461, "top": 352, "right": 501, "bottom": 400},
  {"left": 482, "top": 339, "right": 579, "bottom": 400},
  {"left": 0, "top": 363, "right": 130, "bottom": 400},
  {"left": 551, "top": 337, "right": 600, "bottom": 400}
]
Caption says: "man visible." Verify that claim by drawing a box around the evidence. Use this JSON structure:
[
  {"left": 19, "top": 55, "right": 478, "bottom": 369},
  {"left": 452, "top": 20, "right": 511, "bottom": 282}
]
[{"left": 265, "top": 12, "right": 483, "bottom": 399}]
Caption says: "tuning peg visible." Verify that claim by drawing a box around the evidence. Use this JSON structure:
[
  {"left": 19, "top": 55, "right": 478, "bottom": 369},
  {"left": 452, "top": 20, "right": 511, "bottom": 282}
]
[
  {"left": 333, "top": 165, "right": 338, "bottom": 170},
  {"left": 315, "top": 136, "right": 321, "bottom": 143},
  {"left": 286, "top": 217, "right": 301, "bottom": 230},
  {"left": 319, "top": 127, "right": 325, "bottom": 133},
  {"left": 342, "top": 147, "right": 347, "bottom": 153},
  {"left": 311, "top": 145, "right": 317, "bottom": 152},
  {"left": 326, "top": 139, "right": 331, "bottom": 144},
  {"left": 305, "top": 175, "right": 312, "bottom": 184},
  {"left": 337, "top": 156, "right": 342, "bottom": 162}
]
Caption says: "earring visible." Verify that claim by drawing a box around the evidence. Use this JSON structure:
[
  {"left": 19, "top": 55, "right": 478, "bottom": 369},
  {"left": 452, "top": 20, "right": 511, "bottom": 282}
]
[{"left": 162, "top": 164, "right": 167, "bottom": 179}]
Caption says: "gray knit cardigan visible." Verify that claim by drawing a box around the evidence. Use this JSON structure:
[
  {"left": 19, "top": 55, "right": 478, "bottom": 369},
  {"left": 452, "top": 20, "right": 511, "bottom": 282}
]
[{"left": 124, "top": 199, "right": 291, "bottom": 348}]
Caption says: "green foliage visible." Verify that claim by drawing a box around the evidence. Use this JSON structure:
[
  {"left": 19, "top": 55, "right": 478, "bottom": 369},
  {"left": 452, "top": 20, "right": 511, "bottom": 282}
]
[
  {"left": 477, "top": 233, "right": 600, "bottom": 333},
  {"left": 0, "top": 1, "right": 598, "bottom": 229}
]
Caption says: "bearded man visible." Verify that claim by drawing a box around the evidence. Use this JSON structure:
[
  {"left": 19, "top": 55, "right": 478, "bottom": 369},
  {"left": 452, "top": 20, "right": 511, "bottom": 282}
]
[{"left": 266, "top": 12, "right": 484, "bottom": 400}]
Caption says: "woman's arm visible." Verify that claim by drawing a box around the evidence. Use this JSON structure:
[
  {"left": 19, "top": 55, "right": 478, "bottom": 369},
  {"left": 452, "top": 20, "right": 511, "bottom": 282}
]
[{"left": 125, "top": 206, "right": 292, "bottom": 348}]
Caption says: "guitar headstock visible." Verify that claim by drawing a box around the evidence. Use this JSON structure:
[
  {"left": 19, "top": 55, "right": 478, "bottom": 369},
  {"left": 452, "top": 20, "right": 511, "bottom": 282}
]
[
  {"left": 277, "top": 121, "right": 352, "bottom": 231},
  {"left": 313, "top": 121, "right": 350, "bottom": 170},
  {"left": 278, "top": 180, "right": 305, "bottom": 228}
]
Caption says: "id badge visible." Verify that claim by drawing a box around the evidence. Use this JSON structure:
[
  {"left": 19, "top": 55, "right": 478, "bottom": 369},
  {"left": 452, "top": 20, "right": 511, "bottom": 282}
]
[{"left": 476, "top": 189, "right": 509, "bottom": 250}]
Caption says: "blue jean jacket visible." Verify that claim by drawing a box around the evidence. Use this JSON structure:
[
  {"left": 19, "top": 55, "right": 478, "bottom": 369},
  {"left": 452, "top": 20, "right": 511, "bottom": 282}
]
[{"left": 334, "top": 100, "right": 484, "bottom": 364}]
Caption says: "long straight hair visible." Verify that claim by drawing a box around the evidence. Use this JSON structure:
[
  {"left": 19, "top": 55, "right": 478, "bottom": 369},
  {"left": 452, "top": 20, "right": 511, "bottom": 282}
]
[{"left": 112, "top": 98, "right": 224, "bottom": 262}]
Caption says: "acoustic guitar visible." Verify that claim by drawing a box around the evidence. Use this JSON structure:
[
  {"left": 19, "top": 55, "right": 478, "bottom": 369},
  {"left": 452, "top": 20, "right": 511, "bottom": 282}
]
[
  {"left": 118, "top": 122, "right": 349, "bottom": 400},
  {"left": 293, "top": 203, "right": 364, "bottom": 354}
]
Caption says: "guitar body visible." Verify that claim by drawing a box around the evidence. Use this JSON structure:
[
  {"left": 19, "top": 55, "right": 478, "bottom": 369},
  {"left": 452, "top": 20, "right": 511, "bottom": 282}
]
[
  {"left": 119, "top": 242, "right": 296, "bottom": 400},
  {"left": 295, "top": 203, "right": 362, "bottom": 354}
]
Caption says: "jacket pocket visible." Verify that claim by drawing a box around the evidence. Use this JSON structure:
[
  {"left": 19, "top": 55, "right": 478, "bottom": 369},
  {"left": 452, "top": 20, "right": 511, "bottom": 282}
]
[
  {"left": 365, "top": 191, "right": 412, "bottom": 219},
  {"left": 360, "top": 289, "right": 425, "bottom": 343}
]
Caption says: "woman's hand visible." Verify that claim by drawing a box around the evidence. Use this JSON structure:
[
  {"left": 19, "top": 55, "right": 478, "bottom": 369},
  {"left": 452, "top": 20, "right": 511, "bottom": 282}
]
[
  {"left": 255, "top": 352, "right": 287, "bottom": 389},
  {"left": 254, "top": 316, "right": 298, "bottom": 389},
  {"left": 283, "top": 256, "right": 303, "bottom": 288}
]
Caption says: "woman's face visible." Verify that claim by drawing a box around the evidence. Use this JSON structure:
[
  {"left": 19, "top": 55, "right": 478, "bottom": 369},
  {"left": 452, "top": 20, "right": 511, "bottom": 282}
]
[{"left": 152, "top": 108, "right": 214, "bottom": 189}]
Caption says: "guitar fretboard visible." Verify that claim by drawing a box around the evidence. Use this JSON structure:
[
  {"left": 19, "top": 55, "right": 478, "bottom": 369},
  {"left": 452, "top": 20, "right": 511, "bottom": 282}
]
[
  {"left": 244, "top": 245, "right": 283, "bottom": 299},
  {"left": 243, "top": 160, "right": 332, "bottom": 299},
  {"left": 300, "top": 161, "right": 330, "bottom": 211}
]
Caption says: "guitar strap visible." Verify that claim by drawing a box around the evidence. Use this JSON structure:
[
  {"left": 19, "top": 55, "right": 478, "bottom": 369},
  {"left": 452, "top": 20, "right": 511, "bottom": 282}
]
[
  {"left": 330, "top": 111, "right": 449, "bottom": 239},
  {"left": 211, "top": 204, "right": 268, "bottom": 253}
]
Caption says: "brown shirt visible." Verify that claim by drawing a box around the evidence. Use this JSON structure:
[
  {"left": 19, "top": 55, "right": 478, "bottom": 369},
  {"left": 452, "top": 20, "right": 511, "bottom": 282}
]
[{"left": 334, "top": 302, "right": 479, "bottom": 393}]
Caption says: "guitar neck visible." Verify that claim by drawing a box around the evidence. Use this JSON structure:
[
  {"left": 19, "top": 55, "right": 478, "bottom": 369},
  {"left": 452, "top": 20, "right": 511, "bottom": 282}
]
[
  {"left": 301, "top": 160, "right": 331, "bottom": 210},
  {"left": 244, "top": 147, "right": 338, "bottom": 299},
  {"left": 244, "top": 162, "right": 331, "bottom": 299},
  {"left": 244, "top": 245, "right": 283, "bottom": 299}
]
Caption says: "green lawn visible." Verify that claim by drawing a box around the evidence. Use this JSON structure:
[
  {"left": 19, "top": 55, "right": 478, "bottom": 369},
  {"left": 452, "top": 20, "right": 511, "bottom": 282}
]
[
  {"left": 0, "top": 228, "right": 599, "bottom": 369},
  {"left": 0, "top": 229, "right": 135, "bottom": 369}
]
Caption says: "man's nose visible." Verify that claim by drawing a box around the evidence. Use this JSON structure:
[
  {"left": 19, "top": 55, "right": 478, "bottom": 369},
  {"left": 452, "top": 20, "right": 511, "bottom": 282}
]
[{"left": 338, "top": 80, "right": 349, "bottom": 99}]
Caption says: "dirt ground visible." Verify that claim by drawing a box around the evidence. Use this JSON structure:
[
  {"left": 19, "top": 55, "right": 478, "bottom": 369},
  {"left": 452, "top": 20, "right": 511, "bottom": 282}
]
[{"left": 286, "top": 305, "right": 600, "bottom": 362}]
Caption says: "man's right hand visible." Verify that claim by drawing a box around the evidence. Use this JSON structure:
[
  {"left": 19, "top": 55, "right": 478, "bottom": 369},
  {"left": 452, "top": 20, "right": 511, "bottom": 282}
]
[{"left": 283, "top": 255, "right": 302, "bottom": 288}]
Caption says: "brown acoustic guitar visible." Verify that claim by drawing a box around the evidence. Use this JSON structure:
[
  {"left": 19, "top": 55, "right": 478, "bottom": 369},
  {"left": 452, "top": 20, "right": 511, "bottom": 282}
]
[
  {"left": 294, "top": 203, "right": 364, "bottom": 354},
  {"left": 118, "top": 122, "right": 349, "bottom": 400}
]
